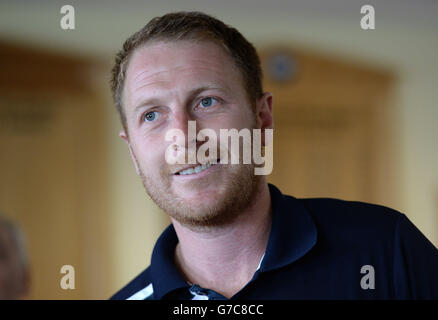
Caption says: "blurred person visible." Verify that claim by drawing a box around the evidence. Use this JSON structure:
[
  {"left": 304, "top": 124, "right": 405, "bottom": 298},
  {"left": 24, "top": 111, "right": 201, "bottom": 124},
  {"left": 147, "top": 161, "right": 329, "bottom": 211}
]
[
  {"left": 109, "top": 11, "right": 438, "bottom": 300},
  {"left": 0, "top": 215, "right": 30, "bottom": 300}
]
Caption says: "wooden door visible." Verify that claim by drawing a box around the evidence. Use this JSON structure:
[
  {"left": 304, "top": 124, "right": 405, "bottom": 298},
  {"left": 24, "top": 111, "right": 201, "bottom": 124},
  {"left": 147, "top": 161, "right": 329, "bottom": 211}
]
[
  {"left": 260, "top": 47, "right": 399, "bottom": 207},
  {"left": 0, "top": 42, "right": 110, "bottom": 299}
]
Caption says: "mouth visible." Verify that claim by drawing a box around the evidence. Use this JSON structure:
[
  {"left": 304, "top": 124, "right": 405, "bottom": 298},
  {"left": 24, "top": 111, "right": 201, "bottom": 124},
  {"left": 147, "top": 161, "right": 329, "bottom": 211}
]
[{"left": 174, "top": 159, "right": 221, "bottom": 176}]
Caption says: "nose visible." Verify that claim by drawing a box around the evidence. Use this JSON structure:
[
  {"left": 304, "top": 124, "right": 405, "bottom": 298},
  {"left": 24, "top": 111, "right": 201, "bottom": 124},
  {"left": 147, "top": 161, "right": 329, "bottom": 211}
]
[
  {"left": 170, "top": 108, "right": 191, "bottom": 137},
  {"left": 167, "top": 108, "right": 200, "bottom": 164},
  {"left": 170, "top": 109, "right": 196, "bottom": 146}
]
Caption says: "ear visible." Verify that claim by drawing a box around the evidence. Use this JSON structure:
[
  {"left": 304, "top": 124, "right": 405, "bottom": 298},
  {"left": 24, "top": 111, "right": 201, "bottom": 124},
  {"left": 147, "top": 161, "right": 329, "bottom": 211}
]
[
  {"left": 119, "top": 130, "right": 141, "bottom": 176},
  {"left": 255, "top": 92, "right": 273, "bottom": 146}
]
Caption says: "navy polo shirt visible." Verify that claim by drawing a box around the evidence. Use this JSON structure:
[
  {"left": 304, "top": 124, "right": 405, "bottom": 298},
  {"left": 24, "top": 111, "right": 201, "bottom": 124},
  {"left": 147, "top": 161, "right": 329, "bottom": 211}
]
[{"left": 111, "top": 184, "right": 438, "bottom": 300}]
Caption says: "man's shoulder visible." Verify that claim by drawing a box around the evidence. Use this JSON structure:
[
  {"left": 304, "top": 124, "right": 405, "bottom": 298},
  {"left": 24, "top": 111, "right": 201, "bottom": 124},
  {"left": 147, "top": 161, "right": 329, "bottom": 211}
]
[
  {"left": 110, "top": 266, "right": 153, "bottom": 300},
  {"left": 293, "top": 195, "right": 404, "bottom": 240},
  {"left": 298, "top": 196, "right": 402, "bottom": 222}
]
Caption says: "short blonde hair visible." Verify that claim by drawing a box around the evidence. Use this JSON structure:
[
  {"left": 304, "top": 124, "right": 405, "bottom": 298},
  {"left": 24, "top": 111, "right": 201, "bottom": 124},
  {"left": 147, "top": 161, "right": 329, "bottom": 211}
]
[{"left": 110, "top": 11, "right": 263, "bottom": 132}]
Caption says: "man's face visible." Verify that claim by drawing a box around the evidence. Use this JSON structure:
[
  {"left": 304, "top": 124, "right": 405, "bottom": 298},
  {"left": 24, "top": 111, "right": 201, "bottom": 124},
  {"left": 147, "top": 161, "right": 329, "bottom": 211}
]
[{"left": 121, "top": 40, "right": 266, "bottom": 228}]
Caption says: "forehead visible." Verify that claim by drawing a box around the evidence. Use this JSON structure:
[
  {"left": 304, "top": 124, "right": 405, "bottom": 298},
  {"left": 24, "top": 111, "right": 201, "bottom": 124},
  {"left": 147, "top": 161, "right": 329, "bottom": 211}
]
[{"left": 123, "top": 40, "right": 244, "bottom": 106}]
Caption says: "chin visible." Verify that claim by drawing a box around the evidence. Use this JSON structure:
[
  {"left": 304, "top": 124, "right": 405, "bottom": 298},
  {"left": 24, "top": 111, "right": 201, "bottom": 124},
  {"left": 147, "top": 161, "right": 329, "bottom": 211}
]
[
  {"left": 166, "top": 190, "right": 236, "bottom": 228},
  {"left": 173, "top": 184, "right": 225, "bottom": 200},
  {"left": 142, "top": 164, "right": 260, "bottom": 228},
  {"left": 176, "top": 191, "right": 225, "bottom": 214}
]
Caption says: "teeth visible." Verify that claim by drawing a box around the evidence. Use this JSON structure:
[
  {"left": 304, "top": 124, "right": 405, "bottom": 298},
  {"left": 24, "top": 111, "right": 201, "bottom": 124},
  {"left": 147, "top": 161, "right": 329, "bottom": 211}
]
[{"left": 179, "top": 162, "right": 213, "bottom": 175}]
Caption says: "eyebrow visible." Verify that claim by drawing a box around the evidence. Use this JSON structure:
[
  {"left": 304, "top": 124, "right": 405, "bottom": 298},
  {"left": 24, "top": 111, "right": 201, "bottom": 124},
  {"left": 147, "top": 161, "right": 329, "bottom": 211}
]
[{"left": 133, "top": 84, "right": 227, "bottom": 113}]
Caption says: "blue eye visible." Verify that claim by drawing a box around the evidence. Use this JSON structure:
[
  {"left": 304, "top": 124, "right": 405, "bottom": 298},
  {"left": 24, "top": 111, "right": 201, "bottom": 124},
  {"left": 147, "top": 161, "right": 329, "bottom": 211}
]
[
  {"left": 144, "top": 111, "right": 159, "bottom": 122},
  {"left": 200, "top": 97, "right": 217, "bottom": 108}
]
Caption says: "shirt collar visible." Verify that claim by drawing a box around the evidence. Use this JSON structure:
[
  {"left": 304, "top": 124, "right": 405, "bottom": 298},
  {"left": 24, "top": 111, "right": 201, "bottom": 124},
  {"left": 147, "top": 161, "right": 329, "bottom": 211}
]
[
  {"left": 150, "top": 223, "right": 187, "bottom": 300},
  {"left": 259, "top": 184, "right": 317, "bottom": 273},
  {"left": 150, "top": 183, "right": 318, "bottom": 299}
]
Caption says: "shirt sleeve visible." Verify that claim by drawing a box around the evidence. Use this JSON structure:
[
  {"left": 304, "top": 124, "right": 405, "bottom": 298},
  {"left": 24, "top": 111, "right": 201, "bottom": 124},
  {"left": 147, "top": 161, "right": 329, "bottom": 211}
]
[{"left": 393, "top": 213, "right": 438, "bottom": 299}]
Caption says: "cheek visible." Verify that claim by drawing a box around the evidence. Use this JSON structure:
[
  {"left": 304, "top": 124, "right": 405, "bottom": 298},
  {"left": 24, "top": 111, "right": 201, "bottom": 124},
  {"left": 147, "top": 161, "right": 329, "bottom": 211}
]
[
  {"left": 229, "top": 102, "right": 255, "bottom": 127},
  {"left": 214, "top": 112, "right": 255, "bottom": 131},
  {"left": 131, "top": 133, "right": 166, "bottom": 167}
]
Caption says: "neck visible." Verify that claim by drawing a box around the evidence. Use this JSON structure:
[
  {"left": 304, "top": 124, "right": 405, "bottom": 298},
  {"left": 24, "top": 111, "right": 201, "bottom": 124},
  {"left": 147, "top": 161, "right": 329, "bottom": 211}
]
[{"left": 171, "top": 181, "right": 272, "bottom": 298}]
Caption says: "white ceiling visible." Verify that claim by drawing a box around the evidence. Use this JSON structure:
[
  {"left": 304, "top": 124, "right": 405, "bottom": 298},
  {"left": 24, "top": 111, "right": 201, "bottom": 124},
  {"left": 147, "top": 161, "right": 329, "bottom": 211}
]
[{"left": 0, "top": 0, "right": 436, "bottom": 63}]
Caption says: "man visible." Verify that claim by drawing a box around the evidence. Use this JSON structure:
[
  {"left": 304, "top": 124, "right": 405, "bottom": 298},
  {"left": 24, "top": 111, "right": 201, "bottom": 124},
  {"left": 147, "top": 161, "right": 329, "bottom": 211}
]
[{"left": 110, "top": 11, "right": 438, "bottom": 300}]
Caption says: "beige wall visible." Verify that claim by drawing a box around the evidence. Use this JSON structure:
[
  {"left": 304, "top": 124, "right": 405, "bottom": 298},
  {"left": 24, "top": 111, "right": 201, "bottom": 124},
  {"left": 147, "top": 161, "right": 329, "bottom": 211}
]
[{"left": 1, "top": 0, "right": 437, "bottom": 297}]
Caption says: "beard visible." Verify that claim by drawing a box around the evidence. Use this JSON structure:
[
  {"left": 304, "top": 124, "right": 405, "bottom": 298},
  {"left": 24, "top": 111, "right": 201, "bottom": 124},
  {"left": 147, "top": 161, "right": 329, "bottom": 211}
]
[{"left": 136, "top": 157, "right": 262, "bottom": 230}]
